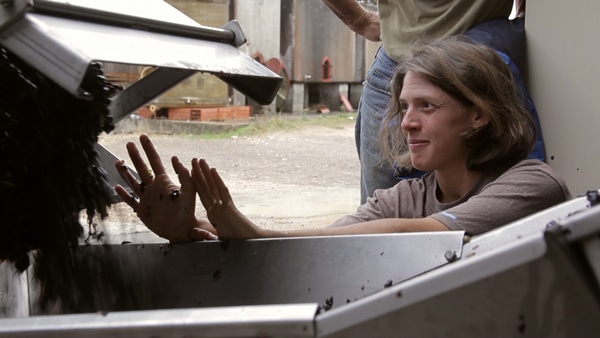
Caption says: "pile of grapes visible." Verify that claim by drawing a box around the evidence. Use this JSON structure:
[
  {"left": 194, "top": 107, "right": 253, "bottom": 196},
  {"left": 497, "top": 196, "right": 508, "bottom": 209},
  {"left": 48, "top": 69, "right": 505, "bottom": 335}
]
[{"left": 0, "top": 46, "right": 121, "bottom": 310}]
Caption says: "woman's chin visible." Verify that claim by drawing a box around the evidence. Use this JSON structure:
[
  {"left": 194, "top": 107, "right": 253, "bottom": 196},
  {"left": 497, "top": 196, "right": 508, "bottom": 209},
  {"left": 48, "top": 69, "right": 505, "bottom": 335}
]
[{"left": 411, "top": 162, "right": 432, "bottom": 172}]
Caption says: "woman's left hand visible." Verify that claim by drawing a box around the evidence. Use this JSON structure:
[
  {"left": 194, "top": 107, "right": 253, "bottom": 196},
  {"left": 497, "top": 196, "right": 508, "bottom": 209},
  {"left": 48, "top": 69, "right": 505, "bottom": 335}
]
[
  {"left": 191, "top": 158, "right": 261, "bottom": 240},
  {"left": 114, "top": 134, "right": 217, "bottom": 242}
]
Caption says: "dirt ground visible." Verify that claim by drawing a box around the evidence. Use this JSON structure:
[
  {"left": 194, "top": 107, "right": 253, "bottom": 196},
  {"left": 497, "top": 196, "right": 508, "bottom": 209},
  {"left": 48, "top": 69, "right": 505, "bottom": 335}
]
[{"left": 95, "top": 114, "right": 361, "bottom": 243}]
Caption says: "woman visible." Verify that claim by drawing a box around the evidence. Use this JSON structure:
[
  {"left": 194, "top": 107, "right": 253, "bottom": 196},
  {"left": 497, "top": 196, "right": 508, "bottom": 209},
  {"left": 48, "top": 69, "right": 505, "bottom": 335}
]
[
  {"left": 322, "top": 0, "right": 543, "bottom": 205},
  {"left": 115, "top": 37, "right": 571, "bottom": 242}
]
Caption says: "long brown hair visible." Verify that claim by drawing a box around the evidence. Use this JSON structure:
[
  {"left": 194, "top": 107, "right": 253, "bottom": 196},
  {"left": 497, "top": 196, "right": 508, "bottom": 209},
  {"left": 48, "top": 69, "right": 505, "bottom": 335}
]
[{"left": 380, "top": 36, "right": 536, "bottom": 173}]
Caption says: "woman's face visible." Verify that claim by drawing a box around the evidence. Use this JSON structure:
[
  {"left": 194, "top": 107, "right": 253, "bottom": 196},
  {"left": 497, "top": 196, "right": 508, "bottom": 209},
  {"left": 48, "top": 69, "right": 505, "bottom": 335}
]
[{"left": 399, "top": 71, "right": 480, "bottom": 174}]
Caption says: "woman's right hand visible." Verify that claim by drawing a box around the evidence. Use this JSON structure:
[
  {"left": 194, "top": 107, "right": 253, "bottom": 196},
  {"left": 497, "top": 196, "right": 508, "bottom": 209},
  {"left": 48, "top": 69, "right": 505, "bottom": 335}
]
[{"left": 114, "top": 134, "right": 217, "bottom": 242}]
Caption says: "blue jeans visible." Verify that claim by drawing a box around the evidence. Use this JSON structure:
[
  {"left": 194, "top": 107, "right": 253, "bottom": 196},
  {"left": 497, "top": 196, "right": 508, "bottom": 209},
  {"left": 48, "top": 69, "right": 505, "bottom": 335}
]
[
  {"left": 465, "top": 17, "right": 546, "bottom": 162},
  {"left": 497, "top": 51, "right": 546, "bottom": 162},
  {"left": 355, "top": 47, "right": 404, "bottom": 204}
]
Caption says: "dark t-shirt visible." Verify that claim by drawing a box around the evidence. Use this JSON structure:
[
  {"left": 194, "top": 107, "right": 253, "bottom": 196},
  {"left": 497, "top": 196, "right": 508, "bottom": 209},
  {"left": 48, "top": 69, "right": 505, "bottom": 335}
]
[{"left": 329, "top": 160, "right": 572, "bottom": 236}]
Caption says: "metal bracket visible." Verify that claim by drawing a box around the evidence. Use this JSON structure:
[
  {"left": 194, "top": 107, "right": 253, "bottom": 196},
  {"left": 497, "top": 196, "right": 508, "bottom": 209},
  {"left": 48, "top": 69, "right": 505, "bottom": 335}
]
[
  {"left": 221, "top": 20, "right": 247, "bottom": 48},
  {"left": 109, "top": 67, "right": 196, "bottom": 123}
]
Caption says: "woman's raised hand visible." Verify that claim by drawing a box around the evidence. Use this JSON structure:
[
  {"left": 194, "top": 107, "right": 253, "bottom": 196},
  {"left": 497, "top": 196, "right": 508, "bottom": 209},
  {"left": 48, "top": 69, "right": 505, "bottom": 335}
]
[
  {"left": 190, "top": 158, "right": 261, "bottom": 240},
  {"left": 114, "top": 134, "right": 217, "bottom": 242}
]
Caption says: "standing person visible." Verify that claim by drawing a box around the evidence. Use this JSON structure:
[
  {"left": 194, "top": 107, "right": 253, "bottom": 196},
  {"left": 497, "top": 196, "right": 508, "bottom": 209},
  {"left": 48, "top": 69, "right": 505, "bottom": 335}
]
[
  {"left": 114, "top": 37, "right": 570, "bottom": 242},
  {"left": 321, "top": 0, "right": 545, "bottom": 204}
]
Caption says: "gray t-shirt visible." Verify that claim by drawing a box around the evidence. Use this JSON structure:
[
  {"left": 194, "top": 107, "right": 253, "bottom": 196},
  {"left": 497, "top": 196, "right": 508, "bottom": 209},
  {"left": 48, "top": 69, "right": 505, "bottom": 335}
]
[
  {"left": 379, "top": 0, "right": 513, "bottom": 61},
  {"left": 329, "top": 160, "right": 572, "bottom": 235}
]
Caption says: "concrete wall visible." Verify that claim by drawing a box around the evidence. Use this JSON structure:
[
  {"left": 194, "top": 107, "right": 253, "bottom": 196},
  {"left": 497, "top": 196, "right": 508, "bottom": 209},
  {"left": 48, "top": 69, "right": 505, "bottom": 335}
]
[
  {"left": 526, "top": 0, "right": 600, "bottom": 195},
  {"left": 286, "top": 1, "right": 358, "bottom": 83}
]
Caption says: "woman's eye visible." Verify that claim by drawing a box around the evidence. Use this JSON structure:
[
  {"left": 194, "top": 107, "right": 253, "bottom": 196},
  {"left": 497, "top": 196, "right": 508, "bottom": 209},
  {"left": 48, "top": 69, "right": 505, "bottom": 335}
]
[
  {"left": 422, "top": 102, "right": 435, "bottom": 111},
  {"left": 400, "top": 103, "right": 409, "bottom": 112}
]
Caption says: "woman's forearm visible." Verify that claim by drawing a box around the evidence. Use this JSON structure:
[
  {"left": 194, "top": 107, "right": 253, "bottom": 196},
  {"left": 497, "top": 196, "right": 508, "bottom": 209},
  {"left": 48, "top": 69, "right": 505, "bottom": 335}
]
[
  {"left": 322, "top": 0, "right": 368, "bottom": 25},
  {"left": 321, "top": 0, "right": 380, "bottom": 41},
  {"left": 257, "top": 217, "right": 449, "bottom": 238}
]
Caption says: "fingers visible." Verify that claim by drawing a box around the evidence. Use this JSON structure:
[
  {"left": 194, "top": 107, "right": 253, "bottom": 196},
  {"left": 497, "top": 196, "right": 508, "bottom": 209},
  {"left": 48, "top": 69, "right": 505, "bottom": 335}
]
[
  {"left": 191, "top": 158, "right": 213, "bottom": 209},
  {"left": 191, "top": 158, "right": 235, "bottom": 216},
  {"left": 192, "top": 158, "right": 220, "bottom": 200},
  {"left": 172, "top": 155, "right": 190, "bottom": 186},
  {"left": 172, "top": 155, "right": 194, "bottom": 207},
  {"left": 200, "top": 159, "right": 222, "bottom": 202},
  {"left": 126, "top": 141, "right": 154, "bottom": 184},
  {"left": 114, "top": 184, "right": 139, "bottom": 211},
  {"left": 115, "top": 159, "right": 144, "bottom": 196},
  {"left": 125, "top": 134, "right": 167, "bottom": 185},
  {"left": 139, "top": 134, "right": 167, "bottom": 176},
  {"left": 210, "top": 167, "right": 233, "bottom": 203},
  {"left": 188, "top": 227, "right": 219, "bottom": 241}
]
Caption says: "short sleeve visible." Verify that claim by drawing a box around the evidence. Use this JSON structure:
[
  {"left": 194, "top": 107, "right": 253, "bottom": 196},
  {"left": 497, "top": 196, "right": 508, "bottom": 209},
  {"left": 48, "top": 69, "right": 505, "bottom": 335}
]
[{"left": 430, "top": 161, "right": 571, "bottom": 235}]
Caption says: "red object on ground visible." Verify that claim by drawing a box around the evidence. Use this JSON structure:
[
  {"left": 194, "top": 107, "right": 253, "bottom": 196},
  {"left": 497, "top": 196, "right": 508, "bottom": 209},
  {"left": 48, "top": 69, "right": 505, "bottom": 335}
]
[{"left": 340, "top": 93, "right": 354, "bottom": 112}]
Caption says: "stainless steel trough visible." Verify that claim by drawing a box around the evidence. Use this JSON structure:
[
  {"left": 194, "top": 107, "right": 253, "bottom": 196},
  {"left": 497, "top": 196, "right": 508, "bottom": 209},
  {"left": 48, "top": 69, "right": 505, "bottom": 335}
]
[
  {"left": 2, "top": 193, "right": 600, "bottom": 337},
  {"left": 0, "top": 232, "right": 466, "bottom": 336}
]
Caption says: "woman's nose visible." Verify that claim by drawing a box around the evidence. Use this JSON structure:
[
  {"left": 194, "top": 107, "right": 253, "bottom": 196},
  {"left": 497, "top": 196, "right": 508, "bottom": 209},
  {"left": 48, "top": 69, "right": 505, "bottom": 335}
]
[{"left": 400, "top": 108, "right": 418, "bottom": 131}]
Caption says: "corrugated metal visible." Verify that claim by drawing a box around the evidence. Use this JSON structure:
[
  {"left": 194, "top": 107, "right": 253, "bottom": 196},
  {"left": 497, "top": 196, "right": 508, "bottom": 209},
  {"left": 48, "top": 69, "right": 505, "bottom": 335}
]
[{"left": 283, "top": 0, "right": 361, "bottom": 83}]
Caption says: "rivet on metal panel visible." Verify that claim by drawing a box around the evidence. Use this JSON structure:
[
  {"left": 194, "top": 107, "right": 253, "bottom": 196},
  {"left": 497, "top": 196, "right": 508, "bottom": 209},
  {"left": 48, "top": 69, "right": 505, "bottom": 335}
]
[
  {"left": 444, "top": 250, "right": 458, "bottom": 262},
  {"left": 586, "top": 190, "right": 599, "bottom": 207}
]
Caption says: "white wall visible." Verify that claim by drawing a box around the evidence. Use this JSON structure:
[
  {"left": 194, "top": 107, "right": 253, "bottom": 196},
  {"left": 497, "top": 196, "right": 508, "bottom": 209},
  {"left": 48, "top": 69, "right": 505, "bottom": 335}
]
[{"left": 527, "top": 0, "right": 600, "bottom": 196}]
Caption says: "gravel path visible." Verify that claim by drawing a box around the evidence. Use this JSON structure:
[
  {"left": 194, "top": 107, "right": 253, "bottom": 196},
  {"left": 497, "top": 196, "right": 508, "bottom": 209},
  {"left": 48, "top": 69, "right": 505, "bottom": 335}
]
[{"left": 95, "top": 115, "right": 361, "bottom": 243}]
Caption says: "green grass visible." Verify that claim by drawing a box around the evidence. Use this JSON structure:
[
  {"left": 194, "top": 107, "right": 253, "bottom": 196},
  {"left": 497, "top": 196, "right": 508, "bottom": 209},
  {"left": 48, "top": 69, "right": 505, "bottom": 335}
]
[{"left": 191, "top": 112, "right": 357, "bottom": 140}]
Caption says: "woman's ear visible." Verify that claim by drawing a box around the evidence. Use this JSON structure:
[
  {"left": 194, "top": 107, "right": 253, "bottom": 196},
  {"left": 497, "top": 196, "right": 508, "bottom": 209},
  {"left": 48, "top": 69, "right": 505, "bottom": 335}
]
[{"left": 470, "top": 107, "right": 489, "bottom": 130}]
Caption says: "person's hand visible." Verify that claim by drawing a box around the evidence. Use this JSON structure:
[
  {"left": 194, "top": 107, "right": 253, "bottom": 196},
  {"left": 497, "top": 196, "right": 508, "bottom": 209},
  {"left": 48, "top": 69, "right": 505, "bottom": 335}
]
[
  {"left": 114, "top": 134, "right": 217, "bottom": 242},
  {"left": 322, "top": 0, "right": 381, "bottom": 41},
  {"left": 190, "top": 158, "right": 261, "bottom": 240},
  {"left": 351, "top": 10, "right": 381, "bottom": 42}
]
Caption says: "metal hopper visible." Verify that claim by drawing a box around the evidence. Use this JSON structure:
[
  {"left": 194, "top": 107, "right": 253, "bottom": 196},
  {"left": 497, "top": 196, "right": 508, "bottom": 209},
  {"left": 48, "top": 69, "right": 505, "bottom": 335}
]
[
  {"left": 0, "top": 0, "right": 282, "bottom": 200},
  {"left": 0, "top": 0, "right": 282, "bottom": 117}
]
